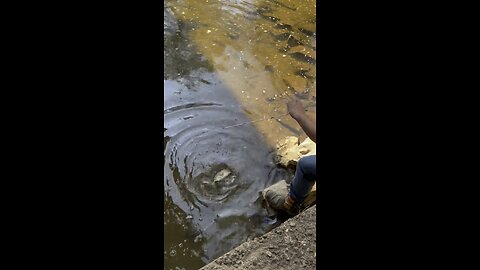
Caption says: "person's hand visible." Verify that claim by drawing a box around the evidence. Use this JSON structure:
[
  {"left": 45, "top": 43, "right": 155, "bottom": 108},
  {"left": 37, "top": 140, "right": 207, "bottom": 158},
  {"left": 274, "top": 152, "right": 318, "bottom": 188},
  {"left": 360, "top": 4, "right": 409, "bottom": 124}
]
[{"left": 287, "top": 99, "right": 306, "bottom": 120}]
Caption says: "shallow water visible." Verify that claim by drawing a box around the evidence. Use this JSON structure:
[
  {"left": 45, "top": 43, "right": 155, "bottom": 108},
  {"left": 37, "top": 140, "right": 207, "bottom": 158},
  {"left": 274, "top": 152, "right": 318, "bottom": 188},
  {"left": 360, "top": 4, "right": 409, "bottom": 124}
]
[{"left": 164, "top": 1, "right": 316, "bottom": 269}]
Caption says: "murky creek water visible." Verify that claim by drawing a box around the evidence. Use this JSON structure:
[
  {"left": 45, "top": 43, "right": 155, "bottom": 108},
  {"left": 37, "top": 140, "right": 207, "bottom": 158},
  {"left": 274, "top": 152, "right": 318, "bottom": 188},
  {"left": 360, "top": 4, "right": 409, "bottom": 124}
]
[{"left": 164, "top": 1, "right": 316, "bottom": 269}]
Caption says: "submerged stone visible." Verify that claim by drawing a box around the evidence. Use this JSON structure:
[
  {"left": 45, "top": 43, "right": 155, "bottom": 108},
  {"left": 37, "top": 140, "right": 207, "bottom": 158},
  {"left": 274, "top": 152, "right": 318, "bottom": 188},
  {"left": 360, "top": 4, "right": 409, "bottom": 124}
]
[{"left": 283, "top": 74, "right": 307, "bottom": 92}]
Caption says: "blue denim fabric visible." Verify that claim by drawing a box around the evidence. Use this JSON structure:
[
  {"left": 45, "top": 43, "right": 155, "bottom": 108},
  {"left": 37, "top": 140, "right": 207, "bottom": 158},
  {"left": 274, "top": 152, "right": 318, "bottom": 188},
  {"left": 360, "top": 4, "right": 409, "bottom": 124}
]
[{"left": 288, "top": 155, "right": 316, "bottom": 203}]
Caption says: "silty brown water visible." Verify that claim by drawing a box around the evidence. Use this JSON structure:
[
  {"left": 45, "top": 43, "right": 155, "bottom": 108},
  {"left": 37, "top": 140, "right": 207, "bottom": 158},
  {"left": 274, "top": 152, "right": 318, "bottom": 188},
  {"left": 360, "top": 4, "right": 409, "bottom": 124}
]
[{"left": 164, "top": 1, "right": 316, "bottom": 269}]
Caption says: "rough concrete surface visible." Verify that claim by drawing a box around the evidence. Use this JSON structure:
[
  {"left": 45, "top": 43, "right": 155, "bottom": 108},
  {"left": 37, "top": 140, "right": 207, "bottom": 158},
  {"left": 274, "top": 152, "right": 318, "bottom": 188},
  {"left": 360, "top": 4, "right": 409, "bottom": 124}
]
[{"left": 199, "top": 205, "right": 316, "bottom": 270}]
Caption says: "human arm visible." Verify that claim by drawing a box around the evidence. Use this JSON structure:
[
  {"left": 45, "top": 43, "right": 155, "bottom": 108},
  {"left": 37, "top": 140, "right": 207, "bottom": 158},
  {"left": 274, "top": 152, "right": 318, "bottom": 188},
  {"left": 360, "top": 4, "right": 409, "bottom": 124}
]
[{"left": 287, "top": 99, "right": 316, "bottom": 143}]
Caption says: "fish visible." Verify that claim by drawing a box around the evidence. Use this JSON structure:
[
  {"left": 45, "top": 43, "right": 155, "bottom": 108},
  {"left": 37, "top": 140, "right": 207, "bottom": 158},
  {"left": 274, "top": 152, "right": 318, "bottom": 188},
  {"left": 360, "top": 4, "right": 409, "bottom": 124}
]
[{"left": 213, "top": 169, "right": 232, "bottom": 183}]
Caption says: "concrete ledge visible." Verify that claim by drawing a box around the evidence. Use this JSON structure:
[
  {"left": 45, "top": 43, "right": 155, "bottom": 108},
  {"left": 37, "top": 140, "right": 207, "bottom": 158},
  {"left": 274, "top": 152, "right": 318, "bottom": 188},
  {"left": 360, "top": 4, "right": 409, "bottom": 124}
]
[{"left": 199, "top": 205, "right": 316, "bottom": 270}]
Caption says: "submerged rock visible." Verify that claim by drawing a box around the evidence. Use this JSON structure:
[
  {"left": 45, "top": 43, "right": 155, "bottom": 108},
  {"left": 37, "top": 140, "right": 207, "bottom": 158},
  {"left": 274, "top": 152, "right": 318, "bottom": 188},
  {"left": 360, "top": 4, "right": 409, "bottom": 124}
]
[
  {"left": 288, "top": 45, "right": 316, "bottom": 59},
  {"left": 283, "top": 74, "right": 307, "bottom": 92}
]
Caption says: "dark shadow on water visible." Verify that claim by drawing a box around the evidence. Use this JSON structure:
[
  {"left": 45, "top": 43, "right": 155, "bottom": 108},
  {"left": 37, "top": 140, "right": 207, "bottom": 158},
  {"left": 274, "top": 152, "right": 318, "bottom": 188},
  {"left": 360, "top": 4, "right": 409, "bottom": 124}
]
[{"left": 164, "top": 74, "right": 292, "bottom": 269}]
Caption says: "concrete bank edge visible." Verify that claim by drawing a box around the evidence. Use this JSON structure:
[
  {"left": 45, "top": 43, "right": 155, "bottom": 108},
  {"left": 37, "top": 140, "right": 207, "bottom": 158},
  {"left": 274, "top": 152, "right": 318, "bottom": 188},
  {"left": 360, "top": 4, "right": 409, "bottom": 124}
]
[{"left": 199, "top": 205, "right": 317, "bottom": 270}]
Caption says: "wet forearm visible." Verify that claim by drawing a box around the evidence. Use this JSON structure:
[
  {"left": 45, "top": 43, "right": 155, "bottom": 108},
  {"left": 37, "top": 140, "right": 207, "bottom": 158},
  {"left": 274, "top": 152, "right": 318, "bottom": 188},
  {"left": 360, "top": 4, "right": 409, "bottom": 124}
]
[{"left": 293, "top": 113, "right": 316, "bottom": 143}]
